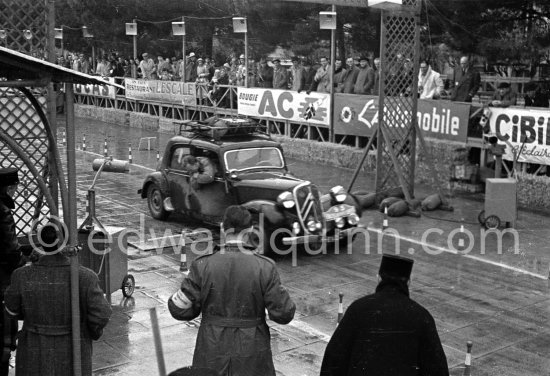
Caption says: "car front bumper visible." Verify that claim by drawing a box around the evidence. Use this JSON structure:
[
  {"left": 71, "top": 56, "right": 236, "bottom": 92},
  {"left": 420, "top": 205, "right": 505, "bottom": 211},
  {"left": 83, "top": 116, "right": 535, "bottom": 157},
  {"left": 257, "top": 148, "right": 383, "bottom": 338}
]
[{"left": 282, "top": 225, "right": 362, "bottom": 245}]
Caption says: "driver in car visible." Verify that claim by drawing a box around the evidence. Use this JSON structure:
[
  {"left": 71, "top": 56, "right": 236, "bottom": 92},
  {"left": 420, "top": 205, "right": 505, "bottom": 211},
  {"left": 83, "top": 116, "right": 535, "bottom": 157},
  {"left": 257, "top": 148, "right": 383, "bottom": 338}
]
[{"left": 182, "top": 155, "right": 217, "bottom": 189}]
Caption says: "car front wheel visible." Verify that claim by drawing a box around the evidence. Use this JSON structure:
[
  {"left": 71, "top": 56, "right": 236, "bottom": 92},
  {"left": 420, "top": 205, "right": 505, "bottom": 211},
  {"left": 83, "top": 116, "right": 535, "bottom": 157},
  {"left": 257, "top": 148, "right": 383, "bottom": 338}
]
[{"left": 147, "top": 183, "right": 169, "bottom": 220}]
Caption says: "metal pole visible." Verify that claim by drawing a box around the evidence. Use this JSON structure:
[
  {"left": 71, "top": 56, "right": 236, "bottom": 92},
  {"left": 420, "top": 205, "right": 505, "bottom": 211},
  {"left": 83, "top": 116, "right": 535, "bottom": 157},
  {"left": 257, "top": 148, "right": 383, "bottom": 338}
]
[
  {"left": 65, "top": 84, "right": 82, "bottom": 376},
  {"left": 92, "top": 45, "right": 96, "bottom": 72},
  {"left": 329, "top": 5, "right": 336, "bottom": 143},
  {"left": 182, "top": 16, "right": 186, "bottom": 82},
  {"left": 47, "top": 0, "right": 58, "bottom": 210},
  {"left": 132, "top": 18, "right": 137, "bottom": 78},
  {"left": 150, "top": 308, "right": 167, "bottom": 376},
  {"left": 244, "top": 26, "right": 248, "bottom": 88}
]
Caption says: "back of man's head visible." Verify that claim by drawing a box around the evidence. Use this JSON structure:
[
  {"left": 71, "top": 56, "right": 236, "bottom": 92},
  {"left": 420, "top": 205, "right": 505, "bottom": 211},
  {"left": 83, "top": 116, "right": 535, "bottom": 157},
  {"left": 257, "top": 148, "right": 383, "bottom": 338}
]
[
  {"left": 39, "top": 222, "right": 64, "bottom": 253},
  {"left": 222, "top": 205, "right": 252, "bottom": 233}
]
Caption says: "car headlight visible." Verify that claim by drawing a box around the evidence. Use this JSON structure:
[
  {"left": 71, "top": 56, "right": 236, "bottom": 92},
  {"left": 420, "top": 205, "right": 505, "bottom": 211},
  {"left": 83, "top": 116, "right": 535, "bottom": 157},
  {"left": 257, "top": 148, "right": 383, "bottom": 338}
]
[
  {"left": 292, "top": 221, "right": 301, "bottom": 235},
  {"left": 277, "top": 191, "right": 295, "bottom": 209},
  {"left": 335, "top": 217, "right": 345, "bottom": 228},
  {"left": 307, "top": 219, "right": 317, "bottom": 232},
  {"left": 330, "top": 185, "right": 347, "bottom": 203},
  {"left": 347, "top": 214, "right": 359, "bottom": 225}
]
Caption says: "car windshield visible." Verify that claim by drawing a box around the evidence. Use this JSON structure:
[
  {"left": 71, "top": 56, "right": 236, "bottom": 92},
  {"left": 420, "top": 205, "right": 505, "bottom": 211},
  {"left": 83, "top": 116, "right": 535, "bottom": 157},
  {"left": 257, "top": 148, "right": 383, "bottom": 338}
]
[{"left": 224, "top": 147, "right": 284, "bottom": 171}]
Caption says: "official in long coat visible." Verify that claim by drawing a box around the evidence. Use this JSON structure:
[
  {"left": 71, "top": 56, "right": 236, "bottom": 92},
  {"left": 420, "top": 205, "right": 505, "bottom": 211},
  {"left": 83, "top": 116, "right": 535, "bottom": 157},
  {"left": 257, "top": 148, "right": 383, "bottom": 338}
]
[
  {"left": 320, "top": 254, "right": 449, "bottom": 376},
  {"left": 450, "top": 56, "right": 480, "bottom": 102},
  {"left": 4, "top": 223, "right": 112, "bottom": 376},
  {"left": 168, "top": 205, "right": 296, "bottom": 376}
]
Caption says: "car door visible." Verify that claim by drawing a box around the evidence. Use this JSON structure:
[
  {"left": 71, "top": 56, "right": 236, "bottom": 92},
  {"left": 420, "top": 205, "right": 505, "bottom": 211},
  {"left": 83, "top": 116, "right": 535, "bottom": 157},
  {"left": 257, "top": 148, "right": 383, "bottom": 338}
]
[
  {"left": 166, "top": 145, "right": 192, "bottom": 213},
  {"left": 190, "top": 148, "right": 236, "bottom": 221}
]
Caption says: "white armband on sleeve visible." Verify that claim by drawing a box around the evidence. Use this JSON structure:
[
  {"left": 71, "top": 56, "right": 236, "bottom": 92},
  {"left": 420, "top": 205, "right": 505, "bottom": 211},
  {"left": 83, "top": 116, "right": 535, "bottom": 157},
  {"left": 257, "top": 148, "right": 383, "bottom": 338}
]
[{"left": 171, "top": 290, "right": 192, "bottom": 309}]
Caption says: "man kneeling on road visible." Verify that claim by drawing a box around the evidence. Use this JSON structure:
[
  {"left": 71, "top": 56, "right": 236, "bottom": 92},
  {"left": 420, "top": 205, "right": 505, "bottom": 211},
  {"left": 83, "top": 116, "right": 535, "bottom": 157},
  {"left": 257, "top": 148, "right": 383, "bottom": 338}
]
[{"left": 168, "top": 205, "right": 296, "bottom": 376}]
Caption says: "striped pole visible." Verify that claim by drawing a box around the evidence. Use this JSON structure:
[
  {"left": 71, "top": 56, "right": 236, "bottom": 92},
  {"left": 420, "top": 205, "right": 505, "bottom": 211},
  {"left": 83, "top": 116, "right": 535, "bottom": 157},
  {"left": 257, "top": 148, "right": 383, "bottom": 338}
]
[
  {"left": 156, "top": 149, "right": 160, "bottom": 163},
  {"left": 463, "top": 341, "right": 473, "bottom": 376},
  {"left": 128, "top": 142, "right": 133, "bottom": 164},
  {"left": 82, "top": 134, "right": 86, "bottom": 151},
  {"left": 180, "top": 252, "right": 187, "bottom": 272},
  {"left": 103, "top": 138, "right": 108, "bottom": 157},
  {"left": 337, "top": 292, "right": 344, "bottom": 324},
  {"left": 382, "top": 206, "right": 389, "bottom": 230},
  {"left": 62, "top": 130, "right": 66, "bottom": 147}
]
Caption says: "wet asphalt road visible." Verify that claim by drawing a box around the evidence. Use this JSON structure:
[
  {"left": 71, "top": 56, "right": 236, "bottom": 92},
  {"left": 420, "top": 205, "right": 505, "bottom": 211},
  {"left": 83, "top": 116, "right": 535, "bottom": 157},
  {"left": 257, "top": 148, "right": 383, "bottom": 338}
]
[{"left": 45, "top": 117, "right": 550, "bottom": 376}]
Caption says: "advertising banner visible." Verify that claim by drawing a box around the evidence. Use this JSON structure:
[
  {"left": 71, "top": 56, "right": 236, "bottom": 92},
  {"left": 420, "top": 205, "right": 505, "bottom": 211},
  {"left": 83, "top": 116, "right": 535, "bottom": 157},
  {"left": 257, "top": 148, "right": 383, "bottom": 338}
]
[
  {"left": 125, "top": 79, "right": 196, "bottom": 105},
  {"left": 333, "top": 94, "right": 471, "bottom": 143},
  {"left": 74, "top": 77, "right": 116, "bottom": 99},
  {"left": 237, "top": 88, "right": 331, "bottom": 126},
  {"left": 488, "top": 107, "right": 550, "bottom": 165}
]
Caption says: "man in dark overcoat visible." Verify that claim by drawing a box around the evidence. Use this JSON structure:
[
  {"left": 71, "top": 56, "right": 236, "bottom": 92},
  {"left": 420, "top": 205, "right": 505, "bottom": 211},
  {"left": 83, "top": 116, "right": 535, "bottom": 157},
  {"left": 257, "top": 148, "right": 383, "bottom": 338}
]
[
  {"left": 450, "top": 56, "right": 481, "bottom": 102},
  {"left": 4, "top": 223, "right": 112, "bottom": 376},
  {"left": 0, "top": 168, "right": 23, "bottom": 376},
  {"left": 320, "top": 254, "right": 449, "bottom": 376},
  {"left": 168, "top": 205, "right": 296, "bottom": 376}
]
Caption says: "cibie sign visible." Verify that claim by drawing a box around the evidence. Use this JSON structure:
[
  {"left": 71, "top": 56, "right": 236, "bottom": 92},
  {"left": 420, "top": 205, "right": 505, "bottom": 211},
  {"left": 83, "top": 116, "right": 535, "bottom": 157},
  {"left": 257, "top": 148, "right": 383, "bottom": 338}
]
[
  {"left": 489, "top": 107, "right": 550, "bottom": 165},
  {"left": 237, "top": 88, "right": 331, "bottom": 126}
]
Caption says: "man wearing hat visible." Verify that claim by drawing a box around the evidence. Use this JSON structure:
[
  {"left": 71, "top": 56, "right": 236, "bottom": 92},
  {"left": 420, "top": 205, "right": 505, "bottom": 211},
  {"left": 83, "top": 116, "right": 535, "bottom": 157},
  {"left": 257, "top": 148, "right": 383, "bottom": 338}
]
[
  {"left": 236, "top": 54, "right": 247, "bottom": 87},
  {"left": 320, "top": 254, "right": 449, "bottom": 376},
  {"left": 185, "top": 52, "right": 198, "bottom": 82},
  {"left": 524, "top": 81, "right": 549, "bottom": 108},
  {"left": 139, "top": 52, "right": 156, "bottom": 80},
  {"left": 489, "top": 82, "right": 517, "bottom": 107},
  {"left": 0, "top": 167, "right": 23, "bottom": 375}
]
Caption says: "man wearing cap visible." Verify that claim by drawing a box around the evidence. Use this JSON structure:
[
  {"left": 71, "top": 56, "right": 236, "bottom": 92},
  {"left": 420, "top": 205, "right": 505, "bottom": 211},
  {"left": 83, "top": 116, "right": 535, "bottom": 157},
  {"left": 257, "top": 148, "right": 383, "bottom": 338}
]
[
  {"left": 489, "top": 82, "right": 517, "bottom": 107},
  {"left": 139, "top": 52, "right": 156, "bottom": 80},
  {"left": 524, "top": 81, "right": 549, "bottom": 108},
  {"left": 353, "top": 56, "right": 375, "bottom": 95},
  {"left": 256, "top": 58, "right": 274, "bottom": 88},
  {"left": 0, "top": 167, "right": 23, "bottom": 375},
  {"left": 235, "top": 54, "right": 247, "bottom": 87},
  {"left": 272, "top": 58, "right": 289, "bottom": 90},
  {"left": 4, "top": 222, "right": 112, "bottom": 376},
  {"left": 321, "top": 254, "right": 449, "bottom": 376},
  {"left": 168, "top": 205, "right": 295, "bottom": 376}
]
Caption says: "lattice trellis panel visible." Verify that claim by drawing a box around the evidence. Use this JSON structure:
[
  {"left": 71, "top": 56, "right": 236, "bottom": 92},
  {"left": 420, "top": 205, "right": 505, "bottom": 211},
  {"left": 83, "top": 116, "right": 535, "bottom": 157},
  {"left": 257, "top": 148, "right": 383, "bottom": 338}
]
[
  {"left": 0, "top": 89, "right": 51, "bottom": 235},
  {"left": 375, "top": 5, "right": 421, "bottom": 200},
  {"left": 0, "top": 0, "right": 48, "bottom": 56}
]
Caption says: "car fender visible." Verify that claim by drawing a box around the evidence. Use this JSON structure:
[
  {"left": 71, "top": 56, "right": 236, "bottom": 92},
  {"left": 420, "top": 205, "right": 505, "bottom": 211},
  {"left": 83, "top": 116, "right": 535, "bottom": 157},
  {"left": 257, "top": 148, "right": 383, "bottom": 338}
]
[
  {"left": 241, "top": 200, "right": 286, "bottom": 226},
  {"left": 139, "top": 172, "right": 169, "bottom": 198}
]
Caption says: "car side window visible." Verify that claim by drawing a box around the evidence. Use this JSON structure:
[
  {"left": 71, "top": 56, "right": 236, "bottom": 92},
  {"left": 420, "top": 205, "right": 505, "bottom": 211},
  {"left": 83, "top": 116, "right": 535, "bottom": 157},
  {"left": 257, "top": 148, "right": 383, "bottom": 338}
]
[{"left": 170, "top": 146, "right": 191, "bottom": 170}]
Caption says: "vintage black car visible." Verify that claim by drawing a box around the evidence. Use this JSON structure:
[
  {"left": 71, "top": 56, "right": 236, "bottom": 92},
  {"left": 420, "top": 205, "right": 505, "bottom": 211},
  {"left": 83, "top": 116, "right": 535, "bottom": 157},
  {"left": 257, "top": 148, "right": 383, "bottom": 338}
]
[{"left": 138, "top": 117, "right": 362, "bottom": 253}]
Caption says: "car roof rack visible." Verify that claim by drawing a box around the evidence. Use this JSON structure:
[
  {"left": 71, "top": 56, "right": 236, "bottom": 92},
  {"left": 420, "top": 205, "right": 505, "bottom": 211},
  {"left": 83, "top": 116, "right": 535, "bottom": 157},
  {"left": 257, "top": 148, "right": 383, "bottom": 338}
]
[{"left": 175, "top": 116, "right": 268, "bottom": 140}]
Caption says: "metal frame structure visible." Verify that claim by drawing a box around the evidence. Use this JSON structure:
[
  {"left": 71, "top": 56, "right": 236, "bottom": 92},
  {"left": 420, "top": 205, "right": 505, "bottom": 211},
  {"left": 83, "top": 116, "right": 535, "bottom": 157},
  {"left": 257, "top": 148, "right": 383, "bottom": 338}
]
[{"left": 0, "top": 46, "right": 122, "bottom": 376}]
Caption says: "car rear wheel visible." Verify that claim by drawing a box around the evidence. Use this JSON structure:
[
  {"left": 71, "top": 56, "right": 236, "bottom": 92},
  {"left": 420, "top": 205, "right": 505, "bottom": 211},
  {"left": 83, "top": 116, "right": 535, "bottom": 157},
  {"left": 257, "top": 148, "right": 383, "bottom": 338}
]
[{"left": 147, "top": 183, "right": 169, "bottom": 220}]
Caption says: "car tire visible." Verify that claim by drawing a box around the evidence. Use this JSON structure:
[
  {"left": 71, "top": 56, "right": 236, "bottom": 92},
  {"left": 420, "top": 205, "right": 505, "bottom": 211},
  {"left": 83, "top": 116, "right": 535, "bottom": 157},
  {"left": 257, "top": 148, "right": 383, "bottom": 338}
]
[{"left": 147, "top": 183, "right": 169, "bottom": 220}]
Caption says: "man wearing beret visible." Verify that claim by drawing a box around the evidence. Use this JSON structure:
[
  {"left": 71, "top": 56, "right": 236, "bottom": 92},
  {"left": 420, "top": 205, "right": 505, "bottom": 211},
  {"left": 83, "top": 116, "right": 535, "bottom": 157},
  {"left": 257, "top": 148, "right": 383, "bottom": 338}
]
[
  {"left": 489, "top": 82, "right": 517, "bottom": 108},
  {"left": 321, "top": 254, "right": 449, "bottom": 376},
  {"left": 0, "top": 167, "right": 23, "bottom": 375}
]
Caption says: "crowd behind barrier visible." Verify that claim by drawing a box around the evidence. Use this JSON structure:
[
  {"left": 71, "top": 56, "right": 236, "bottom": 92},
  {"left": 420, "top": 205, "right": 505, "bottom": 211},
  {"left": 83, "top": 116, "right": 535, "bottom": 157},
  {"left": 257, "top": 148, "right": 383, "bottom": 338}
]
[{"left": 61, "top": 51, "right": 550, "bottom": 175}]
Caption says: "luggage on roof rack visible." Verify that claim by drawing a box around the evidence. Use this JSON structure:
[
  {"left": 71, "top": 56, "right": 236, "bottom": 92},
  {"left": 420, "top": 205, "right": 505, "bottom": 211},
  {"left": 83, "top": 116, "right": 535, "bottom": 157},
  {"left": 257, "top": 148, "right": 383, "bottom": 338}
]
[{"left": 175, "top": 116, "right": 266, "bottom": 139}]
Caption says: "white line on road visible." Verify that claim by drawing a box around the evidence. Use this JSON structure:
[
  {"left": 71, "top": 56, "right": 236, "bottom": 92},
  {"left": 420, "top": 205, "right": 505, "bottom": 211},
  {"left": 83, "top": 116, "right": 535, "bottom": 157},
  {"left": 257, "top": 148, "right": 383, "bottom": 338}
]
[
  {"left": 366, "top": 226, "right": 547, "bottom": 280},
  {"left": 286, "top": 319, "right": 332, "bottom": 342}
]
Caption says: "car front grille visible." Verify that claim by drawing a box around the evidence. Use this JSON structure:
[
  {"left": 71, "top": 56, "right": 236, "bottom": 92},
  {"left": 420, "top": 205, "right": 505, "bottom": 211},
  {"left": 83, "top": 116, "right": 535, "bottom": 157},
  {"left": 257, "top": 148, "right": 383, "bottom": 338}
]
[{"left": 293, "top": 182, "right": 324, "bottom": 234}]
